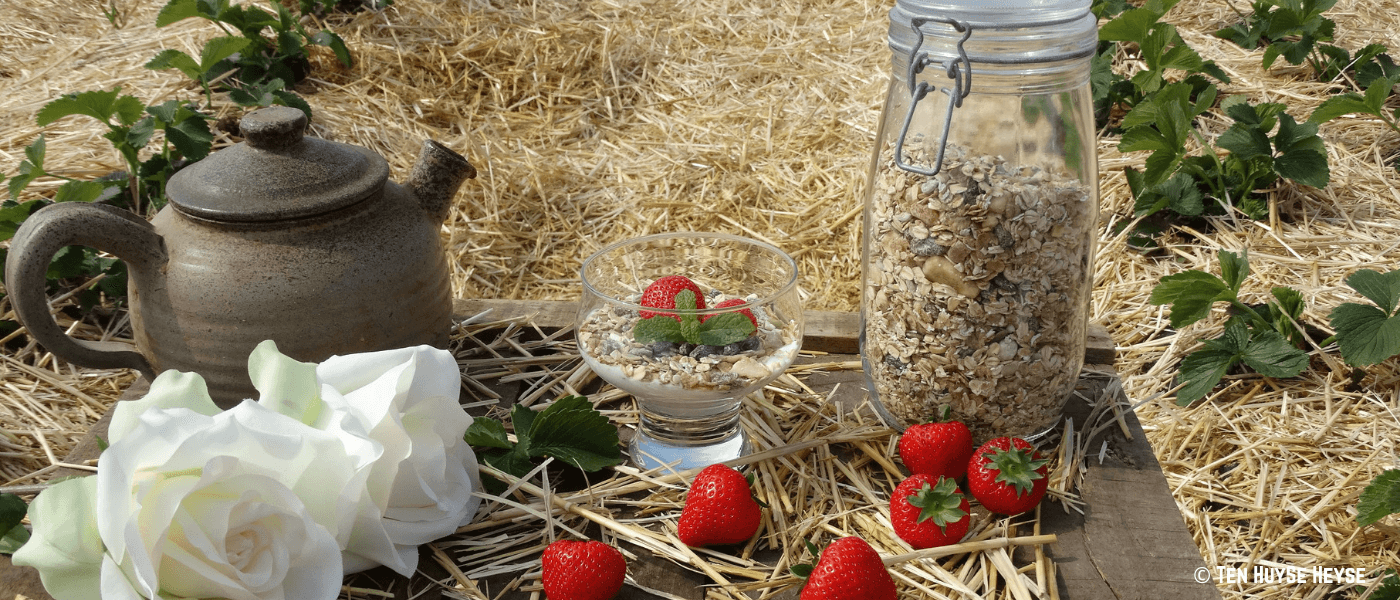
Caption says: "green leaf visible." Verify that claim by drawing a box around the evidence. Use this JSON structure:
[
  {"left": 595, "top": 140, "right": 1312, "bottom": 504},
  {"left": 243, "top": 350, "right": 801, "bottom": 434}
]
[
  {"left": 1308, "top": 93, "right": 1377, "bottom": 124},
  {"left": 1219, "top": 249, "right": 1250, "bottom": 292},
  {"left": 1358, "top": 469, "right": 1400, "bottom": 526},
  {"left": 1149, "top": 270, "right": 1230, "bottom": 327},
  {"left": 510, "top": 403, "right": 537, "bottom": 448},
  {"left": 126, "top": 116, "right": 156, "bottom": 150},
  {"left": 1272, "top": 149, "right": 1328, "bottom": 188},
  {"left": 1099, "top": 7, "right": 1160, "bottom": 43},
  {"left": 156, "top": 106, "right": 214, "bottom": 161},
  {"left": 1217, "top": 124, "right": 1273, "bottom": 161},
  {"left": 52, "top": 181, "right": 110, "bottom": 204},
  {"left": 145, "top": 49, "right": 202, "bottom": 79},
  {"left": 525, "top": 396, "right": 622, "bottom": 472},
  {"left": 24, "top": 134, "right": 45, "bottom": 167},
  {"left": 0, "top": 200, "right": 46, "bottom": 241},
  {"left": 480, "top": 446, "right": 535, "bottom": 481},
  {"left": 155, "top": 0, "right": 202, "bottom": 26},
  {"left": 1344, "top": 269, "right": 1400, "bottom": 315},
  {"left": 270, "top": 90, "right": 313, "bottom": 120},
  {"left": 694, "top": 312, "right": 756, "bottom": 346},
  {"left": 37, "top": 89, "right": 139, "bottom": 126},
  {"left": 1330, "top": 302, "right": 1400, "bottom": 367},
  {"left": 1240, "top": 329, "right": 1310, "bottom": 378},
  {"left": 309, "top": 30, "right": 353, "bottom": 67},
  {"left": 463, "top": 417, "right": 513, "bottom": 450},
  {"left": 200, "top": 36, "right": 250, "bottom": 71},
  {"left": 633, "top": 316, "right": 687, "bottom": 344},
  {"left": 0, "top": 493, "right": 25, "bottom": 541},
  {"left": 1175, "top": 343, "right": 1238, "bottom": 405}
]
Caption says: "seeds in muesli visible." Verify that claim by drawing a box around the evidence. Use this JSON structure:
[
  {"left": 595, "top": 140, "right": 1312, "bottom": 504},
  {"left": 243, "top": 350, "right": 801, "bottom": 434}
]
[{"left": 862, "top": 143, "right": 1094, "bottom": 441}]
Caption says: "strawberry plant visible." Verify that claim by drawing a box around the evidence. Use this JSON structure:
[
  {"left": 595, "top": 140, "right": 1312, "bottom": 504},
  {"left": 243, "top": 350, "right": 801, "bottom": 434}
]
[
  {"left": 1328, "top": 268, "right": 1400, "bottom": 368},
  {"left": 1309, "top": 74, "right": 1400, "bottom": 144},
  {"left": 1213, "top": 0, "right": 1337, "bottom": 74},
  {"left": 1092, "top": 0, "right": 1228, "bottom": 130},
  {"left": 1148, "top": 249, "right": 1311, "bottom": 405},
  {"left": 462, "top": 395, "right": 623, "bottom": 493},
  {"left": 1118, "top": 82, "right": 1329, "bottom": 242},
  {"left": 148, "top": 0, "right": 353, "bottom": 116}
]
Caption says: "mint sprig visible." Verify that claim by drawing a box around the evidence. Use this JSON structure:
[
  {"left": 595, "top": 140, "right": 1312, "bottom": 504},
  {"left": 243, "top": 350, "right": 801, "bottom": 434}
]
[
  {"left": 463, "top": 395, "right": 622, "bottom": 492},
  {"left": 632, "top": 290, "right": 757, "bottom": 347},
  {"left": 1149, "top": 249, "right": 1311, "bottom": 405},
  {"left": 1329, "top": 268, "right": 1400, "bottom": 367}
]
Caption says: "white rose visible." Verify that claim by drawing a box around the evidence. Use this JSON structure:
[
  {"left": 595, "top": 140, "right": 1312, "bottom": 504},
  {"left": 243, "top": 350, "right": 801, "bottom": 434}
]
[
  {"left": 15, "top": 369, "right": 382, "bottom": 600},
  {"left": 248, "top": 341, "right": 482, "bottom": 575}
]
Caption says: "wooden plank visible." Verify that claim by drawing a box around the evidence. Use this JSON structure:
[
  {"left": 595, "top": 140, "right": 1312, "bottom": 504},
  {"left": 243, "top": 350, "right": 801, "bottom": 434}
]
[
  {"left": 453, "top": 298, "right": 1116, "bottom": 362},
  {"left": 1039, "top": 383, "right": 1223, "bottom": 600}
]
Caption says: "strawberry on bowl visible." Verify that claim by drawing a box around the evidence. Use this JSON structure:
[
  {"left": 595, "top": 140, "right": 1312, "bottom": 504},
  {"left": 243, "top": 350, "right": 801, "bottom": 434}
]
[
  {"left": 541, "top": 539, "right": 627, "bottom": 600},
  {"left": 966, "top": 436, "right": 1050, "bottom": 516},
  {"left": 896, "top": 407, "right": 974, "bottom": 481},
  {"left": 639, "top": 274, "right": 707, "bottom": 321},
  {"left": 890, "top": 473, "right": 970, "bottom": 549}
]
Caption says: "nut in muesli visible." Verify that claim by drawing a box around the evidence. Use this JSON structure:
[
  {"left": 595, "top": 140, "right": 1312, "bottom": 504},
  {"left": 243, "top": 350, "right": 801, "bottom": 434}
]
[{"left": 862, "top": 143, "right": 1095, "bottom": 441}]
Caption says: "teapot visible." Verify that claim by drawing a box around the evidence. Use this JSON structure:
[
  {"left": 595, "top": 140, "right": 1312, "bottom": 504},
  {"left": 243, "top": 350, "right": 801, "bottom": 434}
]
[{"left": 5, "top": 106, "right": 476, "bottom": 408}]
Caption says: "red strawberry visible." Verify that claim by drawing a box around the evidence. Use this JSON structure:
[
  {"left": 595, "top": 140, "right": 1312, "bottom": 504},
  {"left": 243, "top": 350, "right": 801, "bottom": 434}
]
[
  {"left": 541, "top": 539, "right": 626, "bottom": 600},
  {"left": 702, "top": 298, "right": 758, "bottom": 329},
  {"left": 678, "top": 464, "right": 763, "bottom": 547},
  {"left": 639, "top": 275, "right": 707, "bottom": 321},
  {"left": 889, "top": 474, "right": 970, "bottom": 549},
  {"left": 896, "top": 409, "right": 974, "bottom": 481},
  {"left": 966, "top": 436, "right": 1049, "bottom": 516},
  {"left": 796, "top": 537, "right": 897, "bottom": 600}
]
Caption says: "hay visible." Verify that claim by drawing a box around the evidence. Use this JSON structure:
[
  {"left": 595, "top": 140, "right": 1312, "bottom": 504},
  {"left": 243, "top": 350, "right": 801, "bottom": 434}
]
[{"left": 2, "top": 0, "right": 1400, "bottom": 597}]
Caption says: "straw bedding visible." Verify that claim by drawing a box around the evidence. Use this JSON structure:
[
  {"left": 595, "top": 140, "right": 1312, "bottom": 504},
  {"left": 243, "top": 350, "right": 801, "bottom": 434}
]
[{"left": 2, "top": 0, "right": 1399, "bottom": 597}]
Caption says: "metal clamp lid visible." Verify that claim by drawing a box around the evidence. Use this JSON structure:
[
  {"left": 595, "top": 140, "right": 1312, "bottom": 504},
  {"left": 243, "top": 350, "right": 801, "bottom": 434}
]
[{"left": 892, "top": 9, "right": 1096, "bottom": 176}]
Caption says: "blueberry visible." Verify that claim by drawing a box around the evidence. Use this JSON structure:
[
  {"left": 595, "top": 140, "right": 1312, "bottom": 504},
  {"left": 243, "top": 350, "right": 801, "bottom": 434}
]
[
  {"left": 651, "top": 341, "right": 679, "bottom": 357},
  {"left": 690, "top": 344, "right": 722, "bottom": 359}
]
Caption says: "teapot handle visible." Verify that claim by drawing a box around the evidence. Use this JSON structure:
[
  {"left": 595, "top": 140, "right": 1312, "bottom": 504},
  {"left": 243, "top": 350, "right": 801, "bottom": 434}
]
[{"left": 5, "top": 203, "right": 166, "bottom": 379}]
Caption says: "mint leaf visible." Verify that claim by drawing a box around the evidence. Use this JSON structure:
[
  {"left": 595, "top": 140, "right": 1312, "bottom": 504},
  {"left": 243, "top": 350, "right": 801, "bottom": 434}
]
[
  {"left": 463, "top": 417, "right": 512, "bottom": 449},
  {"left": 526, "top": 396, "right": 622, "bottom": 472},
  {"left": 1330, "top": 302, "right": 1400, "bottom": 367},
  {"left": 633, "top": 316, "right": 686, "bottom": 344},
  {"left": 1240, "top": 329, "right": 1310, "bottom": 378},
  {"left": 1358, "top": 469, "right": 1400, "bottom": 526},
  {"left": 695, "top": 312, "right": 756, "bottom": 346},
  {"left": 1150, "top": 270, "right": 1230, "bottom": 327},
  {"left": 1345, "top": 269, "right": 1400, "bottom": 315}
]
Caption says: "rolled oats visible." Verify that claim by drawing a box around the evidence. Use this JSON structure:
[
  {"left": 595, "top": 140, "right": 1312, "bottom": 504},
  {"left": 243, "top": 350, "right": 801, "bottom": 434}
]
[{"left": 863, "top": 143, "right": 1094, "bottom": 441}]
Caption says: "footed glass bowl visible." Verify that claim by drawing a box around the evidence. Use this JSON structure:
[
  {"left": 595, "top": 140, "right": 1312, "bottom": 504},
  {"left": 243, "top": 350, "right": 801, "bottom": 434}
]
[{"left": 577, "top": 233, "right": 803, "bottom": 472}]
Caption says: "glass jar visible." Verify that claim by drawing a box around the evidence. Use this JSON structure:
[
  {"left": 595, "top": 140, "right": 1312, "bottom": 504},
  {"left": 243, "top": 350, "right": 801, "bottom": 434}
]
[{"left": 860, "top": 0, "right": 1099, "bottom": 442}]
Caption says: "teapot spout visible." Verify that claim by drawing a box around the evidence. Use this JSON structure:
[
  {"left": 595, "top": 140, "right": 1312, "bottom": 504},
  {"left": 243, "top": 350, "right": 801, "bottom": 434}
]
[{"left": 407, "top": 140, "right": 476, "bottom": 224}]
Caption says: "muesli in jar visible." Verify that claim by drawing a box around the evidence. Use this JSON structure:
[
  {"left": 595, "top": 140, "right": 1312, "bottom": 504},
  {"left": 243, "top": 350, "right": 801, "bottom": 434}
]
[{"left": 862, "top": 143, "right": 1093, "bottom": 441}]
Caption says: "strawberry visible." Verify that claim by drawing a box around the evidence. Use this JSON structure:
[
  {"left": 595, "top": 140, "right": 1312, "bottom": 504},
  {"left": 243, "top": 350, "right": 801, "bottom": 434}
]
[
  {"left": 966, "top": 436, "right": 1050, "bottom": 516},
  {"left": 794, "top": 537, "right": 897, "bottom": 600},
  {"left": 677, "top": 463, "right": 763, "bottom": 547},
  {"left": 703, "top": 298, "right": 758, "bottom": 328},
  {"left": 889, "top": 474, "right": 970, "bottom": 549},
  {"left": 896, "top": 408, "right": 974, "bottom": 481},
  {"left": 639, "top": 275, "right": 707, "bottom": 321},
  {"left": 541, "top": 539, "right": 626, "bottom": 600}
]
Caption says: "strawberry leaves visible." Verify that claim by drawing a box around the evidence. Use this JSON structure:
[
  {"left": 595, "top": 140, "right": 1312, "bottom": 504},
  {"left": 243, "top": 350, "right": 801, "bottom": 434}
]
[
  {"left": 464, "top": 395, "right": 623, "bottom": 492},
  {"left": 1149, "top": 249, "right": 1310, "bottom": 405},
  {"left": 1329, "top": 269, "right": 1400, "bottom": 367},
  {"left": 633, "top": 290, "right": 756, "bottom": 347}
]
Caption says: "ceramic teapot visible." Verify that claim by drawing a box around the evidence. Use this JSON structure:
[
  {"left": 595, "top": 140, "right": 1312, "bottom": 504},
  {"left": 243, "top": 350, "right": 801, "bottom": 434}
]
[{"left": 5, "top": 106, "right": 475, "bottom": 408}]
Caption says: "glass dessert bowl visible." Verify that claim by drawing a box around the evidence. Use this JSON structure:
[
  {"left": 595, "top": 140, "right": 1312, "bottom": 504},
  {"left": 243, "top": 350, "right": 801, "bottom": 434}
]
[{"left": 577, "top": 232, "right": 803, "bottom": 472}]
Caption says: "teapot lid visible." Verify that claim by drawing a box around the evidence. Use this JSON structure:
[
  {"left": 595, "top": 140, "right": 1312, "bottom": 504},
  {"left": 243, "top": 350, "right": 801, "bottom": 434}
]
[{"left": 166, "top": 107, "right": 389, "bottom": 223}]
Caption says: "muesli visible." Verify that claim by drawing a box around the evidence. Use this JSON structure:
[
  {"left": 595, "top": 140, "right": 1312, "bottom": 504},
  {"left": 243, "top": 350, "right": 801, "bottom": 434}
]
[{"left": 863, "top": 143, "right": 1094, "bottom": 440}]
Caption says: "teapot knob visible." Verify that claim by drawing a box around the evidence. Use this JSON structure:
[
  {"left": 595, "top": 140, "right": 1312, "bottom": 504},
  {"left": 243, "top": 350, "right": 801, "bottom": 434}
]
[{"left": 241, "top": 106, "right": 308, "bottom": 151}]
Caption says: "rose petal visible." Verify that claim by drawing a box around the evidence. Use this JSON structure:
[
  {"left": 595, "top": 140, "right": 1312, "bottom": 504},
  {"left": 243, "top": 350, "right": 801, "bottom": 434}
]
[
  {"left": 109, "top": 370, "right": 219, "bottom": 444},
  {"left": 249, "top": 340, "right": 323, "bottom": 425},
  {"left": 10, "top": 477, "right": 104, "bottom": 600}
]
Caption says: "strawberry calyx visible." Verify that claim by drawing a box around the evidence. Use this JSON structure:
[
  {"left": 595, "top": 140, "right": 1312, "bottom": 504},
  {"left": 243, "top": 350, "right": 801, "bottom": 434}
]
[
  {"left": 789, "top": 539, "right": 822, "bottom": 579},
  {"left": 906, "top": 477, "right": 968, "bottom": 533},
  {"left": 982, "top": 445, "right": 1050, "bottom": 497}
]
